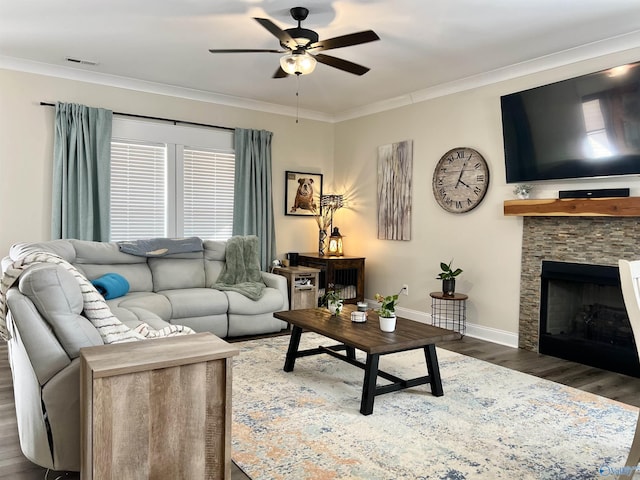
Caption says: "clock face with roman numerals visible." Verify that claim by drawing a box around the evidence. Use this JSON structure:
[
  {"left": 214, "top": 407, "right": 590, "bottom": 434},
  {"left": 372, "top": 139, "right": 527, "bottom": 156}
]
[{"left": 432, "top": 147, "right": 490, "bottom": 213}]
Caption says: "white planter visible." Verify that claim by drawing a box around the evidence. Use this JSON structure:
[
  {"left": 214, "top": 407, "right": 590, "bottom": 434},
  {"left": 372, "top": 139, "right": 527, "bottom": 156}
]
[
  {"left": 328, "top": 300, "right": 343, "bottom": 315},
  {"left": 379, "top": 314, "right": 397, "bottom": 332}
]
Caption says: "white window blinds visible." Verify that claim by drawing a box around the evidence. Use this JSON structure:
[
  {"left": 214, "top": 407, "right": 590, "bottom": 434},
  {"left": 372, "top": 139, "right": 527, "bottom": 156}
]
[
  {"left": 110, "top": 141, "right": 167, "bottom": 241},
  {"left": 182, "top": 148, "right": 235, "bottom": 241},
  {"left": 109, "top": 119, "right": 235, "bottom": 242}
]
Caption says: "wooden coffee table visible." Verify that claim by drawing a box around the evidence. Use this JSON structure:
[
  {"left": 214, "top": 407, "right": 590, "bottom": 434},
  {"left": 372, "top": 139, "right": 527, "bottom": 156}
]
[{"left": 274, "top": 305, "right": 461, "bottom": 415}]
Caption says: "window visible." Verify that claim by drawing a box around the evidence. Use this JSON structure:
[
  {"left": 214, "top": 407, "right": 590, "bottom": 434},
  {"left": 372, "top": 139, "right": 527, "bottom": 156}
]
[
  {"left": 109, "top": 118, "right": 234, "bottom": 241},
  {"left": 110, "top": 140, "right": 167, "bottom": 240},
  {"left": 182, "top": 147, "right": 235, "bottom": 240}
]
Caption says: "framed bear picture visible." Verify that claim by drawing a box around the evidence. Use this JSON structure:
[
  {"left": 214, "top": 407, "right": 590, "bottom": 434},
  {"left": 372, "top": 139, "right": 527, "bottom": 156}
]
[{"left": 285, "top": 171, "right": 323, "bottom": 216}]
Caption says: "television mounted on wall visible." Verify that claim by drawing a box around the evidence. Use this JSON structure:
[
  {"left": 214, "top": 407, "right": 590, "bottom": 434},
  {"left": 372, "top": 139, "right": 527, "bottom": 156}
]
[{"left": 501, "top": 61, "right": 640, "bottom": 183}]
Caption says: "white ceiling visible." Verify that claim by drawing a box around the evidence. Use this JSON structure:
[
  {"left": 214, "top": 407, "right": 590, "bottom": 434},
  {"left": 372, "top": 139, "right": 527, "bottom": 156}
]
[{"left": 2, "top": 0, "right": 640, "bottom": 121}]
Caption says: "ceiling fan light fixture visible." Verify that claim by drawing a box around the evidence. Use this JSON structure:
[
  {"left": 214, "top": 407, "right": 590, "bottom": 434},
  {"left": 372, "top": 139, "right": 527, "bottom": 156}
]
[
  {"left": 208, "top": 8, "right": 378, "bottom": 78},
  {"left": 280, "top": 52, "right": 316, "bottom": 75}
]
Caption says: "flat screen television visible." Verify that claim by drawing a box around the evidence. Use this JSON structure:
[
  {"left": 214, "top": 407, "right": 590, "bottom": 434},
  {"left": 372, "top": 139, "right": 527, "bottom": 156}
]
[{"left": 501, "top": 61, "right": 640, "bottom": 183}]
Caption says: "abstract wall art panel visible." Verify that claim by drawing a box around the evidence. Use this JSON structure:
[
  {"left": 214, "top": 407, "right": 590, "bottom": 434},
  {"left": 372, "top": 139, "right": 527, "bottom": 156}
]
[{"left": 377, "top": 140, "right": 413, "bottom": 240}]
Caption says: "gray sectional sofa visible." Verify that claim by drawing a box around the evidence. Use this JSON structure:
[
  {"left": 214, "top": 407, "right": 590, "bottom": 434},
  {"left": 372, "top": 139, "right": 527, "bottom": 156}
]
[{"left": 1, "top": 238, "right": 289, "bottom": 472}]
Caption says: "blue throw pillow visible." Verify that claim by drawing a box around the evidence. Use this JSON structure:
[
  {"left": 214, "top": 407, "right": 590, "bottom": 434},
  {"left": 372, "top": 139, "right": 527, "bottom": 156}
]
[{"left": 91, "top": 273, "right": 130, "bottom": 300}]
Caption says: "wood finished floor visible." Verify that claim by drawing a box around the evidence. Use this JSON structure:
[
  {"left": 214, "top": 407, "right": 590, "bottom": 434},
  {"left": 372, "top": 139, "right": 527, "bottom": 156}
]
[{"left": 2, "top": 335, "right": 640, "bottom": 479}]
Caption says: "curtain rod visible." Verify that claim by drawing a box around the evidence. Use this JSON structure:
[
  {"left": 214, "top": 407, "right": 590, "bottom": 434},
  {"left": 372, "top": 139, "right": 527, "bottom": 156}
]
[{"left": 39, "top": 102, "right": 235, "bottom": 132}]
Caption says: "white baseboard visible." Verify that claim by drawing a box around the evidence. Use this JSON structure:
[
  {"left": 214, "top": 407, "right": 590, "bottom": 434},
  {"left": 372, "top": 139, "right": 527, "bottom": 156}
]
[
  {"left": 463, "top": 322, "right": 518, "bottom": 348},
  {"left": 366, "top": 300, "right": 519, "bottom": 349}
]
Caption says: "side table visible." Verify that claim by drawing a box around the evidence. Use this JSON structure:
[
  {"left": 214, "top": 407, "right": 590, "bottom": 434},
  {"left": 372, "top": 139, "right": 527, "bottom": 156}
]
[
  {"left": 80, "top": 332, "right": 239, "bottom": 479},
  {"left": 297, "top": 253, "right": 365, "bottom": 304},
  {"left": 429, "top": 292, "right": 468, "bottom": 335},
  {"left": 273, "top": 265, "right": 320, "bottom": 309}
]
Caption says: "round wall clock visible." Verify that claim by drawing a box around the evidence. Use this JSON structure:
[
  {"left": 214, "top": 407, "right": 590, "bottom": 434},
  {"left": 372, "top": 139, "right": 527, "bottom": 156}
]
[{"left": 432, "top": 147, "right": 490, "bottom": 213}]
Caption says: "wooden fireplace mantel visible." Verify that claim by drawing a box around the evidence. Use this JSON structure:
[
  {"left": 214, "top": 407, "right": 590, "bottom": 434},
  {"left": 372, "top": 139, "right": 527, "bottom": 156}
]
[{"left": 503, "top": 197, "right": 640, "bottom": 217}]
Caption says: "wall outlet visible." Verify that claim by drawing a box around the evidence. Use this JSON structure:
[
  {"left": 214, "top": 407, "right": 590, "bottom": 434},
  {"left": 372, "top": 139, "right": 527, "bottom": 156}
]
[{"left": 401, "top": 284, "right": 409, "bottom": 295}]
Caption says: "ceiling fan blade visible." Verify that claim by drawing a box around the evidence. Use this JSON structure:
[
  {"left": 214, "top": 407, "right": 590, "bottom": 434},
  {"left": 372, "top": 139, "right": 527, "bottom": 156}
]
[
  {"left": 314, "top": 53, "right": 370, "bottom": 76},
  {"left": 209, "top": 48, "right": 285, "bottom": 54},
  {"left": 254, "top": 17, "right": 296, "bottom": 49},
  {"left": 273, "top": 67, "right": 289, "bottom": 79},
  {"left": 308, "top": 30, "right": 380, "bottom": 52}
]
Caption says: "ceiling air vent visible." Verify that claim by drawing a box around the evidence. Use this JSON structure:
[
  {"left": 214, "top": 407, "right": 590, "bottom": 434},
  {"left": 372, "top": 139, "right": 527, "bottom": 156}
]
[{"left": 65, "top": 57, "right": 99, "bottom": 66}]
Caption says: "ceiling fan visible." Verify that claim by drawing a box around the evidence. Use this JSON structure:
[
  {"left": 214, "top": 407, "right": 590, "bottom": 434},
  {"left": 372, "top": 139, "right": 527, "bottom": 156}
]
[{"left": 208, "top": 6, "right": 380, "bottom": 78}]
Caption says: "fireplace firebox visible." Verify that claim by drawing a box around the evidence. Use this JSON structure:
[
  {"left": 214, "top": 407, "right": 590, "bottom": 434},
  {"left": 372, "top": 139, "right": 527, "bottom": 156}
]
[{"left": 539, "top": 260, "right": 640, "bottom": 378}]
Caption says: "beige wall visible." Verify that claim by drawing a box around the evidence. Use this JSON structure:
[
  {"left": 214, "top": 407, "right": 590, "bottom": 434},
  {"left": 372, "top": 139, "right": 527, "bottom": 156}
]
[
  {"left": 0, "top": 69, "right": 334, "bottom": 259},
  {"left": 3, "top": 46, "right": 640, "bottom": 338},
  {"left": 335, "top": 47, "right": 640, "bottom": 336}
]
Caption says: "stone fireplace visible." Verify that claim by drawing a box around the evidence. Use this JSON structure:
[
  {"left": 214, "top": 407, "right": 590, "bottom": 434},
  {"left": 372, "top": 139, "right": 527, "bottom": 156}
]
[{"left": 518, "top": 216, "right": 640, "bottom": 368}]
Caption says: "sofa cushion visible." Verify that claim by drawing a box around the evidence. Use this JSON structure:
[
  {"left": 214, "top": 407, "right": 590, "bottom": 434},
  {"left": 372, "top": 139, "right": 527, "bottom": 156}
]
[
  {"left": 172, "top": 315, "right": 228, "bottom": 337},
  {"left": 225, "top": 287, "right": 285, "bottom": 315},
  {"left": 160, "top": 288, "right": 228, "bottom": 318},
  {"left": 76, "top": 264, "right": 152, "bottom": 293},
  {"left": 18, "top": 264, "right": 103, "bottom": 359},
  {"left": 10, "top": 240, "right": 77, "bottom": 263},
  {"left": 148, "top": 254, "right": 205, "bottom": 291},
  {"left": 106, "top": 292, "right": 172, "bottom": 322},
  {"left": 6, "top": 289, "right": 72, "bottom": 385},
  {"left": 204, "top": 240, "right": 226, "bottom": 286},
  {"left": 228, "top": 312, "right": 287, "bottom": 337},
  {"left": 204, "top": 240, "right": 226, "bottom": 261},
  {"left": 105, "top": 305, "right": 173, "bottom": 331},
  {"left": 69, "top": 240, "right": 153, "bottom": 292}
]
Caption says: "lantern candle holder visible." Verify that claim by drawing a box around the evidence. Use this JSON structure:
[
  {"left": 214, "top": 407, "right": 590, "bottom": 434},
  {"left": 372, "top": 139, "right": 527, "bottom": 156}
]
[{"left": 328, "top": 227, "right": 343, "bottom": 256}]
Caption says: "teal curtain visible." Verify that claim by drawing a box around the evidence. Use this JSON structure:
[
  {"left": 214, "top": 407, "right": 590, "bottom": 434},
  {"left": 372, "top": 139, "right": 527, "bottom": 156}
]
[
  {"left": 52, "top": 102, "right": 113, "bottom": 241},
  {"left": 233, "top": 128, "right": 276, "bottom": 270}
]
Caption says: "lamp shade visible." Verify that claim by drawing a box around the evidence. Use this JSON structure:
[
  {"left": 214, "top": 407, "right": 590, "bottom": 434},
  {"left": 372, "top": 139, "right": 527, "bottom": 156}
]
[
  {"left": 280, "top": 52, "right": 317, "bottom": 75},
  {"left": 328, "top": 227, "right": 343, "bottom": 256},
  {"left": 320, "top": 194, "right": 343, "bottom": 210}
]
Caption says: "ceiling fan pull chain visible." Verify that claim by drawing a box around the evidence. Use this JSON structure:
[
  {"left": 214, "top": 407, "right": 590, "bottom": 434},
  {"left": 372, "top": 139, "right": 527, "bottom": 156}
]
[{"left": 296, "top": 73, "right": 300, "bottom": 124}]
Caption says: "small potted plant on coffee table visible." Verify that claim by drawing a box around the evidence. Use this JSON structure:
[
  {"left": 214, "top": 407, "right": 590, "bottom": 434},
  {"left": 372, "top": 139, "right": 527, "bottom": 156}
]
[
  {"left": 322, "top": 289, "right": 343, "bottom": 315},
  {"left": 374, "top": 292, "right": 399, "bottom": 332},
  {"left": 437, "top": 259, "right": 463, "bottom": 296}
]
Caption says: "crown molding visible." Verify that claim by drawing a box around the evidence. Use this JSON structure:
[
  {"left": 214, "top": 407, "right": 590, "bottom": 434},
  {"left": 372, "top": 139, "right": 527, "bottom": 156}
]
[
  {"left": 332, "top": 29, "right": 640, "bottom": 122},
  {"left": 3, "top": 28, "right": 640, "bottom": 125},
  {"left": 0, "top": 55, "right": 334, "bottom": 123}
]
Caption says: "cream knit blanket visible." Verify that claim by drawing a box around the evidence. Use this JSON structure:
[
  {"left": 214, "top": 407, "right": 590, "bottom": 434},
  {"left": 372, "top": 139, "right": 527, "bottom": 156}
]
[{"left": 0, "top": 251, "right": 195, "bottom": 343}]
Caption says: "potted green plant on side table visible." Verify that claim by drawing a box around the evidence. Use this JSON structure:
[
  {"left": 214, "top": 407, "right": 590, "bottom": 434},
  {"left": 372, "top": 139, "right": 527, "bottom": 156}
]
[{"left": 437, "top": 260, "right": 463, "bottom": 297}]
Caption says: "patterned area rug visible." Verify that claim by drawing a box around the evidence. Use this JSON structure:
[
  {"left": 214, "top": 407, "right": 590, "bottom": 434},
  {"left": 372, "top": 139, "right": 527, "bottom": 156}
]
[{"left": 231, "top": 332, "right": 637, "bottom": 479}]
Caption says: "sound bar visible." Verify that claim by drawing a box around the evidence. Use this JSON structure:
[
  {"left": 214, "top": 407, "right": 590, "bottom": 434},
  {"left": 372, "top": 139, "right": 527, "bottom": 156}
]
[{"left": 558, "top": 188, "right": 630, "bottom": 199}]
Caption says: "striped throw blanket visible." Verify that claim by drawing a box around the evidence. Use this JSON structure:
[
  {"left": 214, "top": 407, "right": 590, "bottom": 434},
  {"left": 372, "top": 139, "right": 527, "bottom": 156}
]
[{"left": 0, "top": 251, "right": 195, "bottom": 343}]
